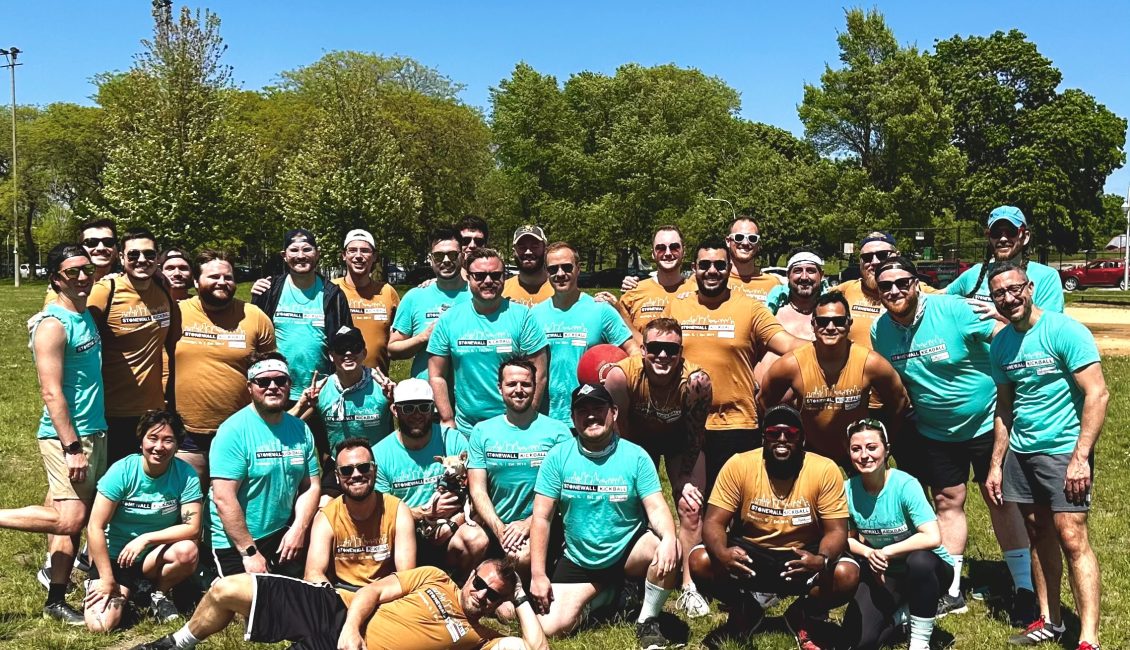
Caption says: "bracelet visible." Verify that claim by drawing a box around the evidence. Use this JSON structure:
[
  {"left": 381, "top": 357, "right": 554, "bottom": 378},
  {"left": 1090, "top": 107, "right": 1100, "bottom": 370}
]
[
  {"left": 814, "top": 552, "right": 829, "bottom": 569},
  {"left": 512, "top": 593, "right": 531, "bottom": 609}
]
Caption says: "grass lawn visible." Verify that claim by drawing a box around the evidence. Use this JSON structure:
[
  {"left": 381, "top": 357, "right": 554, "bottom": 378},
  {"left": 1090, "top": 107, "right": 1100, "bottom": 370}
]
[{"left": 0, "top": 280, "right": 1127, "bottom": 649}]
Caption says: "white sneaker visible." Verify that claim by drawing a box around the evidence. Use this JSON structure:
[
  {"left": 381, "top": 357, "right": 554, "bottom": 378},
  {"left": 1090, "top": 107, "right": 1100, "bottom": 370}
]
[
  {"left": 752, "top": 592, "right": 781, "bottom": 609},
  {"left": 676, "top": 587, "right": 710, "bottom": 618}
]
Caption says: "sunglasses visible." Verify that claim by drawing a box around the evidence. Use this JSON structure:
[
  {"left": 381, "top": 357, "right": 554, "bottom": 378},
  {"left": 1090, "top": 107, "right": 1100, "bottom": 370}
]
[
  {"left": 472, "top": 574, "right": 505, "bottom": 603},
  {"left": 654, "top": 242, "right": 682, "bottom": 254},
  {"left": 990, "top": 282, "right": 1030, "bottom": 301},
  {"left": 645, "top": 341, "right": 682, "bottom": 357},
  {"left": 460, "top": 235, "right": 485, "bottom": 247},
  {"left": 397, "top": 402, "right": 433, "bottom": 414},
  {"left": 82, "top": 237, "right": 117, "bottom": 250},
  {"left": 469, "top": 271, "right": 504, "bottom": 283},
  {"left": 431, "top": 251, "right": 460, "bottom": 263},
  {"left": 547, "top": 263, "right": 574, "bottom": 275},
  {"left": 337, "top": 462, "right": 373, "bottom": 477},
  {"left": 877, "top": 277, "right": 916, "bottom": 293},
  {"left": 728, "top": 233, "right": 760, "bottom": 245},
  {"left": 332, "top": 345, "right": 364, "bottom": 357},
  {"left": 697, "top": 260, "right": 728, "bottom": 272},
  {"left": 250, "top": 375, "right": 291, "bottom": 389},
  {"left": 59, "top": 263, "right": 97, "bottom": 280},
  {"left": 125, "top": 249, "right": 158, "bottom": 262},
  {"left": 989, "top": 224, "right": 1021, "bottom": 239},
  {"left": 764, "top": 424, "right": 802, "bottom": 440},
  {"left": 860, "top": 250, "right": 893, "bottom": 264},
  {"left": 813, "top": 315, "right": 850, "bottom": 329}
]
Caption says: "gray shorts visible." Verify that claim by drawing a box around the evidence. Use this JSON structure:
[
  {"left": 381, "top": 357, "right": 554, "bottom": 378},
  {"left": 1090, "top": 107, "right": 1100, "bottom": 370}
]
[{"left": 1002, "top": 451, "right": 1092, "bottom": 512}]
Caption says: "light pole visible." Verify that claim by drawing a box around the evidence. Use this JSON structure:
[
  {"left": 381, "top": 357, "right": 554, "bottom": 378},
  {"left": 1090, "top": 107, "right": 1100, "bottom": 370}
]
[
  {"left": 0, "top": 47, "right": 19, "bottom": 287},
  {"left": 1121, "top": 185, "right": 1129, "bottom": 291}
]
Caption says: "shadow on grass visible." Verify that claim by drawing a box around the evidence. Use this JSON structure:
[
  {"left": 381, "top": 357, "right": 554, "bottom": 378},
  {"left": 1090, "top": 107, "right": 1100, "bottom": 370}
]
[{"left": 966, "top": 557, "right": 1082, "bottom": 647}]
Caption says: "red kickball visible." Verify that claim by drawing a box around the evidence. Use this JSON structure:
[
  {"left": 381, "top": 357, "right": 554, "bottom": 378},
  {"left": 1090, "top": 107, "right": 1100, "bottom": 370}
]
[{"left": 576, "top": 344, "right": 628, "bottom": 384}]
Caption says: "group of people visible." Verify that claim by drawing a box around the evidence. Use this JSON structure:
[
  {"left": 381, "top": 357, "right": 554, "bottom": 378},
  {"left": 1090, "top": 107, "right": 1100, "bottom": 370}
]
[{"left": 1, "top": 206, "right": 1107, "bottom": 650}]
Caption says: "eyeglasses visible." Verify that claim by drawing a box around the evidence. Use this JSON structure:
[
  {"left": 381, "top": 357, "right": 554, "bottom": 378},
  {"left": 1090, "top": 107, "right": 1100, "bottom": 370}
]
[
  {"left": 547, "top": 263, "right": 574, "bottom": 275},
  {"left": 990, "top": 282, "right": 1030, "bottom": 301},
  {"left": 337, "top": 462, "right": 373, "bottom": 477},
  {"left": 125, "top": 249, "right": 157, "bottom": 263},
  {"left": 860, "top": 250, "right": 893, "bottom": 264},
  {"left": 472, "top": 574, "right": 505, "bottom": 603},
  {"left": 654, "top": 242, "right": 682, "bottom": 254},
  {"left": 876, "top": 277, "right": 916, "bottom": 293},
  {"left": 332, "top": 345, "right": 364, "bottom": 357},
  {"left": 397, "top": 402, "right": 433, "bottom": 414},
  {"left": 469, "top": 271, "right": 504, "bottom": 283},
  {"left": 728, "top": 233, "right": 761, "bottom": 245},
  {"left": 644, "top": 341, "right": 682, "bottom": 357},
  {"left": 59, "top": 263, "right": 97, "bottom": 280},
  {"left": 460, "top": 235, "right": 485, "bottom": 247},
  {"left": 813, "top": 315, "right": 850, "bottom": 329},
  {"left": 989, "top": 224, "right": 1021, "bottom": 239},
  {"left": 250, "top": 375, "right": 291, "bottom": 389},
  {"left": 431, "top": 251, "right": 459, "bottom": 263},
  {"left": 82, "top": 237, "right": 117, "bottom": 250},
  {"left": 764, "top": 424, "right": 802, "bottom": 440},
  {"left": 345, "top": 246, "right": 374, "bottom": 256},
  {"left": 696, "top": 260, "right": 728, "bottom": 272}
]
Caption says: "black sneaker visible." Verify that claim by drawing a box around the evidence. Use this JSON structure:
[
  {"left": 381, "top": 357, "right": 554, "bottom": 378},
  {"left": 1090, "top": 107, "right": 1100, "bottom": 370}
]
[
  {"left": 42, "top": 601, "right": 84, "bottom": 626},
  {"left": 936, "top": 593, "right": 968, "bottom": 618},
  {"left": 637, "top": 617, "right": 674, "bottom": 650},
  {"left": 150, "top": 591, "right": 181, "bottom": 623},
  {"left": 128, "top": 635, "right": 178, "bottom": 650},
  {"left": 74, "top": 548, "right": 91, "bottom": 573},
  {"left": 1010, "top": 588, "right": 1040, "bottom": 627},
  {"left": 1008, "top": 617, "right": 1065, "bottom": 646}
]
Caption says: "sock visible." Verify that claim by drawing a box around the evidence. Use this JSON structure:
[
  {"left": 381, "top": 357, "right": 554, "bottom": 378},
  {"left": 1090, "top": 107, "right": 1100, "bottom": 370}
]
[
  {"left": 908, "top": 615, "right": 935, "bottom": 650},
  {"left": 682, "top": 579, "right": 697, "bottom": 592},
  {"left": 46, "top": 583, "right": 67, "bottom": 605},
  {"left": 1003, "top": 548, "right": 1034, "bottom": 592},
  {"left": 948, "top": 555, "right": 963, "bottom": 597},
  {"left": 171, "top": 624, "right": 201, "bottom": 649},
  {"left": 637, "top": 579, "right": 672, "bottom": 623}
]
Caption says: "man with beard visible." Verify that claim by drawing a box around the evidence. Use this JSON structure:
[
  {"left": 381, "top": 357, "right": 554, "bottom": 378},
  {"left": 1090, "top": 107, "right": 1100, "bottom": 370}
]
[
  {"left": 690, "top": 405, "right": 858, "bottom": 650},
  {"left": 175, "top": 250, "right": 275, "bottom": 482},
  {"left": 829, "top": 232, "right": 918, "bottom": 350},
  {"left": 334, "top": 229, "right": 400, "bottom": 374},
  {"left": 43, "top": 218, "right": 119, "bottom": 306},
  {"left": 984, "top": 264, "right": 1106, "bottom": 650},
  {"left": 726, "top": 215, "right": 784, "bottom": 303},
  {"left": 872, "top": 256, "right": 1035, "bottom": 623},
  {"left": 157, "top": 246, "right": 192, "bottom": 303},
  {"left": 604, "top": 318, "right": 714, "bottom": 619},
  {"left": 617, "top": 226, "right": 693, "bottom": 333},
  {"left": 208, "top": 352, "right": 321, "bottom": 578},
  {"left": 428, "top": 248, "right": 549, "bottom": 435},
  {"left": 502, "top": 225, "right": 553, "bottom": 307},
  {"left": 759, "top": 293, "right": 908, "bottom": 470},
  {"left": 754, "top": 250, "right": 824, "bottom": 386},
  {"left": 305, "top": 438, "right": 416, "bottom": 590},
  {"left": 459, "top": 214, "right": 490, "bottom": 258},
  {"left": 88, "top": 229, "right": 178, "bottom": 463},
  {"left": 468, "top": 359, "right": 571, "bottom": 575},
  {"left": 663, "top": 238, "right": 804, "bottom": 497},
  {"left": 374, "top": 379, "right": 488, "bottom": 574},
  {"left": 529, "top": 383, "right": 681, "bottom": 649},
  {"left": 389, "top": 228, "right": 470, "bottom": 381},
  {"left": 532, "top": 242, "right": 637, "bottom": 425}
]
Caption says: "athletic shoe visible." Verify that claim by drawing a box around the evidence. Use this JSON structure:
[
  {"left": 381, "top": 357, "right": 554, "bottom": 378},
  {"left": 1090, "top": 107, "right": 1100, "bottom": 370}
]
[
  {"left": 74, "top": 547, "right": 91, "bottom": 573},
  {"left": 128, "top": 636, "right": 178, "bottom": 650},
  {"left": 675, "top": 588, "right": 710, "bottom": 618},
  {"left": 42, "top": 601, "right": 85, "bottom": 626},
  {"left": 37, "top": 567, "right": 75, "bottom": 592},
  {"left": 1008, "top": 617, "right": 1065, "bottom": 645},
  {"left": 753, "top": 591, "right": 782, "bottom": 609},
  {"left": 784, "top": 599, "right": 828, "bottom": 650},
  {"left": 1010, "top": 588, "right": 1040, "bottom": 627},
  {"left": 636, "top": 617, "right": 675, "bottom": 650},
  {"left": 150, "top": 590, "right": 181, "bottom": 623},
  {"left": 1075, "top": 643, "right": 1100, "bottom": 650},
  {"left": 936, "top": 593, "right": 968, "bottom": 618}
]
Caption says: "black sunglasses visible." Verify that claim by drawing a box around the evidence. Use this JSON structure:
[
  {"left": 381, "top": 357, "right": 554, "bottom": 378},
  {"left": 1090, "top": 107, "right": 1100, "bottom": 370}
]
[
  {"left": 469, "top": 271, "right": 504, "bottom": 283},
  {"left": 58, "top": 263, "right": 97, "bottom": 280},
  {"left": 431, "top": 251, "right": 460, "bottom": 263},
  {"left": 860, "top": 250, "right": 893, "bottom": 264},
  {"left": 332, "top": 345, "right": 364, "bottom": 357},
  {"left": 547, "top": 263, "right": 574, "bottom": 275},
  {"left": 337, "top": 462, "right": 373, "bottom": 477},
  {"left": 877, "top": 277, "right": 916, "bottom": 293},
  {"left": 460, "top": 235, "right": 486, "bottom": 247},
  {"left": 645, "top": 341, "right": 682, "bottom": 357},
  {"left": 250, "top": 375, "right": 291, "bottom": 389},
  {"left": 126, "top": 249, "right": 158, "bottom": 262},
  {"left": 697, "top": 260, "right": 728, "bottom": 272},
  {"left": 654, "top": 242, "right": 682, "bottom": 253},
  {"left": 82, "top": 237, "right": 117, "bottom": 250},
  {"left": 472, "top": 574, "right": 505, "bottom": 603},
  {"left": 813, "top": 315, "right": 850, "bottom": 329}
]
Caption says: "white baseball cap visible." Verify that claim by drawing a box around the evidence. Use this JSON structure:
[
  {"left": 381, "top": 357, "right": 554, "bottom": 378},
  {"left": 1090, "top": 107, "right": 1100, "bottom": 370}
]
[
  {"left": 393, "top": 378, "right": 434, "bottom": 404},
  {"left": 343, "top": 229, "right": 376, "bottom": 249}
]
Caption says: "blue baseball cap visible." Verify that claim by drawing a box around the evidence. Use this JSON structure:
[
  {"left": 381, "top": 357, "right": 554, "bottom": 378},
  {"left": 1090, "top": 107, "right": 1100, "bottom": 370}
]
[
  {"left": 859, "top": 232, "right": 896, "bottom": 249},
  {"left": 988, "top": 206, "right": 1026, "bottom": 229}
]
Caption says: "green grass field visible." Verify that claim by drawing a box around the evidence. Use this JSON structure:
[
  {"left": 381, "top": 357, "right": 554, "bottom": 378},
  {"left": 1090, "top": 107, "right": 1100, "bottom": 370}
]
[{"left": 0, "top": 280, "right": 1127, "bottom": 649}]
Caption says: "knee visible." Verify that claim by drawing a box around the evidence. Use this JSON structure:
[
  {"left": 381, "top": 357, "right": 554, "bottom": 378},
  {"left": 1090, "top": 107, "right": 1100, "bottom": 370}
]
[
  {"left": 455, "top": 526, "right": 489, "bottom": 557},
  {"left": 688, "top": 546, "right": 714, "bottom": 582},
  {"left": 833, "top": 560, "right": 861, "bottom": 593},
  {"left": 933, "top": 489, "right": 965, "bottom": 512},
  {"left": 1057, "top": 522, "right": 1090, "bottom": 558},
  {"left": 171, "top": 540, "right": 199, "bottom": 566},
  {"left": 904, "top": 550, "right": 934, "bottom": 576},
  {"left": 57, "top": 517, "right": 84, "bottom": 537},
  {"left": 210, "top": 574, "right": 252, "bottom": 606}
]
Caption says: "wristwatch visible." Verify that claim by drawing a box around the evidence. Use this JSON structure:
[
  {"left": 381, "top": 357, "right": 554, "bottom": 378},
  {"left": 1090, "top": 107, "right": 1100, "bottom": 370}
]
[
  {"left": 512, "top": 593, "right": 531, "bottom": 609},
  {"left": 61, "top": 440, "right": 82, "bottom": 455},
  {"left": 242, "top": 545, "right": 259, "bottom": 558}
]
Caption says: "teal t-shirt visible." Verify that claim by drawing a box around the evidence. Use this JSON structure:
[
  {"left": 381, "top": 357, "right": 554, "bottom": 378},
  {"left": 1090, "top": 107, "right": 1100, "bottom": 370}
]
[
  {"left": 531, "top": 294, "right": 633, "bottom": 424},
  {"left": 391, "top": 283, "right": 471, "bottom": 380},
  {"left": 426, "top": 299, "right": 549, "bottom": 433},
  {"left": 534, "top": 436, "right": 661, "bottom": 570},
  {"left": 373, "top": 425, "right": 469, "bottom": 508},
  {"left": 467, "top": 413, "right": 573, "bottom": 523},
  {"left": 989, "top": 311, "right": 1101, "bottom": 455},
  {"left": 845, "top": 468, "right": 953, "bottom": 569},
  {"left": 97, "top": 455, "right": 202, "bottom": 559},
  {"left": 946, "top": 261, "right": 1064, "bottom": 313},
  {"left": 207, "top": 406, "right": 320, "bottom": 549},
  {"left": 315, "top": 372, "right": 392, "bottom": 457},
  {"left": 871, "top": 294, "right": 997, "bottom": 442},
  {"left": 31, "top": 304, "right": 107, "bottom": 439},
  {"left": 273, "top": 276, "right": 330, "bottom": 399}
]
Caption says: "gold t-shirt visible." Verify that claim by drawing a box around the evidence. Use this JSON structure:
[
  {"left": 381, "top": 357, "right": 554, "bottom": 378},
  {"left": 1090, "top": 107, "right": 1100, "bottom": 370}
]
[
  {"left": 502, "top": 276, "right": 553, "bottom": 307},
  {"left": 333, "top": 278, "right": 400, "bottom": 372},
  {"left": 728, "top": 271, "right": 784, "bottom": 304},
  {"left": 324, "top": 492, "right": 402, "bottom": 590},
  {"left": 619, "top": 276, "right": 694, "bottom": 331},
  {"left": 615, "top": 354, "right": 704, "bottom": 447}
]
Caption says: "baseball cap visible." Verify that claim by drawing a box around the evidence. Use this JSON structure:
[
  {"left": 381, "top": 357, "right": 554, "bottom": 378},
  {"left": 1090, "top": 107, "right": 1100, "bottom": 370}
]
[
  {"left": 859, "top": 232, "right": 896, "bottom": 249},
  {"left": 987, "top": 206, "right": 1026, "bottom": 229},
  {"left": 330, "top": 326, "right": 364, "bottom": 352},
  {"left": 762, "top": 404, "right": 803, "bottom": 430},
  {"left": 283, "top": 228, "right": 318, "bottom": 250},
  {"left": 343, "top": 229, "right": 376, "bottom": 249},
  {"left": 571, "top": 382, "right": 614, "bottom": 408},
  {"left": 393, "top": 378, "right": 434, "bottom": 404},
  {"left": 512, "top": 225, "right": 547, "bottom": 246}
]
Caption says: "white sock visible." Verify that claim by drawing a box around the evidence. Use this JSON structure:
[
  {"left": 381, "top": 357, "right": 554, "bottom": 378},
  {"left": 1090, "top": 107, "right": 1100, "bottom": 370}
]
[
  {"left": 948, "top": 555, "right": 963, "bottom": 597},
  {"left": 171, "top": 624, "right": 201, "bottom": 649},
  {"left": 1003, "top": 548, "right": 1033, "bottom": 592},
  {"left": 908, "top": 615, "right": 935, "bottom": 650},
  {"left": 637, "top": 579, "right": 672, "bottom": 623}
]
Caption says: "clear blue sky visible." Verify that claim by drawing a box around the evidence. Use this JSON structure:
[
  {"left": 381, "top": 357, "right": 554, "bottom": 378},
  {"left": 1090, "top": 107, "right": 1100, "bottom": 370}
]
[{"left": 5, "top": 1, "right": 1129, "bottom": 196}]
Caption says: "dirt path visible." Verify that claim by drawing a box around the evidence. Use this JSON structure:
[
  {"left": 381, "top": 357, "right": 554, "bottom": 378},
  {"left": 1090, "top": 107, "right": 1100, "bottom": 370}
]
[{"left": 1066, "top": 305, "right": 1130, "bottom": 355}]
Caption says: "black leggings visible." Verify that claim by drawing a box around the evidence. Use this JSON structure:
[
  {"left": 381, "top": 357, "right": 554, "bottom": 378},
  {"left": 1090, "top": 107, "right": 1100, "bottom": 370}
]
[{"left": 842, "top": 550, "right": 953, "bottom": 650}]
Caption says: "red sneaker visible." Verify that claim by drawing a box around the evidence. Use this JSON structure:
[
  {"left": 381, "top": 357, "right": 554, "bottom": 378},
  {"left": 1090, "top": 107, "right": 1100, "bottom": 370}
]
[{"left": 1076, "top": 643, "right": 1101, "bottom": 650}]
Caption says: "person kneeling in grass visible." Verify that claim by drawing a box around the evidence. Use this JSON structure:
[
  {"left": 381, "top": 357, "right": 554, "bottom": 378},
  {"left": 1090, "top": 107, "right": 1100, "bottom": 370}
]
[{"left": 83, "top": 410, "right": 202, "bottom": 631}]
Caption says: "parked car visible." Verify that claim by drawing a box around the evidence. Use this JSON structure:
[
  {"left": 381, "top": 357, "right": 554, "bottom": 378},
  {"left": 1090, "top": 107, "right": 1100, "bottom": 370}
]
[
  {"left": 384, "top": 263, "right": 407, "bottom": 284},
  {"left": 1059, "top": 259, "right": 1127, "bottom": 291}
]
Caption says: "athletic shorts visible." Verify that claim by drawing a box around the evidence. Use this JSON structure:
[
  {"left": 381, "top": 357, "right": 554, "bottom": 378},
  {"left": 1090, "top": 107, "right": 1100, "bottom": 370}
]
[
  {"left": 212, "top": 528, "right": 304, "bottom": 578},
  {"left": 714, "top": 536, "right": 858, "bottom": 599},
  {"left": 39, "top": 432, "right": 107, "bottom": 501},
  {"left": 551, "top": 526, "right": 649, "bottom": 585},
  {"left": 246, "top": 574, "right": 346, "bottom": 650},
  {"left": 87, "top": 545, "right": 165, "bottom": 593},
  {"left": 179, "top": 431, "right": 213, "bottom": 454},
  {"left": 1002, "top": 451, "right": 1092, "bottom": 513},
  {"left": 896, "top": 428, "right": 993, "bottom": 490}
]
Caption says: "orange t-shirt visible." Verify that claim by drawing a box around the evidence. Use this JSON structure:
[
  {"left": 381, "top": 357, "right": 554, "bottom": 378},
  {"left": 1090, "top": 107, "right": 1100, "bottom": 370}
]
[
  {"left": 793, "top": 342, "right": 870, "bottom": 467},
  {"left": 87, "top": 277, "right": 172, "bottom": 417},
  {"left": 707, "top": 450, "right": 848, "bottom": 550},
  {"left": 619, "top": 276, "right": 693, "bottom": 331},
  {"left": 615, "top": 354, "right": 704, "bottom": 447},
  {"left": 664, "top": 289, "right": 784, "bottom": 430},
  {"left": 361, "top": 566, "right": 505, "bottom": 650},
  {"left": 324, "top": 492, "right": 402, "bottom": 590},
  {"left": 175, "top": 297, "right": 276, "bottom": 434},
  {"left": 502, "top": 276, "right": 553, "bottom": 307},
  {"left": 728, "top": 271, "right": 784, "bottom": 304},
  {"left": 333, "top": 278, "right": 400, "bottom": 373}
]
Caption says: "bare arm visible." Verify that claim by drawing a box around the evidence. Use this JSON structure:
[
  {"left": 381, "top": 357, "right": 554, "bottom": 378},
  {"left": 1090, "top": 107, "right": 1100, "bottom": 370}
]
[
  {"left": 766, "top": 330, "right": 805, "bottom": 356},
  {"left": 85, "top": 494, "right": 119, "bottom": 588},
  {"left": 866, "top": 352, "right": 909, "bottom": 438},
  {"left": 756, "top": 354, "right": 797, "bottom": 414},
  {"left": 388, "top": 323, "right": 433, "bottom": 361},
  {"left": 469, "top": 468, "right": 505, "bottom": 539},
  {"left": 33, "top": 319, "right": 80, "bottom": 447},
  {"left": 212, "top": 478, "right": 255, "bottom": 551},
  {"left": 985, "top": 382, "right": 1015, "bottom": 505},
  {"left": 603, "top": 366, "right": 631, "bottom": 434},
  {"left": 528, "top": 494, "right": 556, "bottom": 613},
  {"left": 619, "top": 337, "right": 640, "bottom": 357},
  {"left": 529, "top": 348, "right": 549, "bottom": 412},
  {"left": 278, "top": 475, "right": 321, "bottom": 561},
  {"left": 393, "top": 501, "right": 417, "bottom": 571},
  {"left": 678, "top": 370, "right": 711, "bottom": 479},
  {"left": 428, "top": 354, "right": 456, "bottom": 428},
  {"left": 1066, "top": 362, "right": 1108, "bottom": 505},
  {"left": 303, "top": 511, "right": 333, "bottom": 584}
]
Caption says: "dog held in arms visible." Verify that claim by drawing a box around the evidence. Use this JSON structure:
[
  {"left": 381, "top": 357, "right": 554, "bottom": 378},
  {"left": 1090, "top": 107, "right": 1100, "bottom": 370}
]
[{"left": 416, "top": 451, "right": 476, "bottom": 539}]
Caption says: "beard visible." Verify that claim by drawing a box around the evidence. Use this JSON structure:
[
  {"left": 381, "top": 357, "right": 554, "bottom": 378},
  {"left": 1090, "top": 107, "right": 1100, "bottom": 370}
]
[
  {"left": 200, "top": 288, "right": 234, "bottom": 308},
  {"left": 764, "top": 446, "right": 805, "bottom": 479},
  {"left": 342, "top": 484, "right": 373, "bottom": 502}
]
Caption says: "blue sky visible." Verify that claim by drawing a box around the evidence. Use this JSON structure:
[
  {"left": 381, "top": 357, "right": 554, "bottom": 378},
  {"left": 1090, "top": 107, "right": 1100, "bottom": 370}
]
[{"left": 5, "top": 1, "right": 1129, "bottom": 196}]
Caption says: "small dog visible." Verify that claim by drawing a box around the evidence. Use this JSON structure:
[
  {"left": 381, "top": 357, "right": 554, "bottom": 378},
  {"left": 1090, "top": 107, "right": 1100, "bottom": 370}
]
[{"left": 416, "top": 451, "right": 476, "bottom": 539}]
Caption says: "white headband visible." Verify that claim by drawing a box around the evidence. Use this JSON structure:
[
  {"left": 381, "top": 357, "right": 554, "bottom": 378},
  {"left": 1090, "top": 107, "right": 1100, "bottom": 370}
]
[
  {"left": 787, "top": 251, "right": 824, "bottom": 270},
  {"left": 247, "top": 359, "right": 290, "bottom": 380}
]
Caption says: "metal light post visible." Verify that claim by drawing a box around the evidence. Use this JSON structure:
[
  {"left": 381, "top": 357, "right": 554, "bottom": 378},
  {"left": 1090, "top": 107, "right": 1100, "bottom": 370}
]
[
  {"left": 0, "top": 47, "right": 19, "bottom": 287},
  {"left": 1121, "top": 185, "right": 1130, "bottom": 291}
]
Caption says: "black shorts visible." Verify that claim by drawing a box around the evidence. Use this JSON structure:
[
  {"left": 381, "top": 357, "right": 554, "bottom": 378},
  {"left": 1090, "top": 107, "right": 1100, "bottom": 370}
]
[
  {"left": 106, "top": 416, "right": 142, "bottom": 465},
  {"left": 551, "top": 526, "right": 649, "bottom": 585},
  {"left": 87, "top": 547, "right": 162, "bottom": 593},
  {"left": 212, "top": 528, "right": 304, "bottom": 578},
  {"left": 319, "top": 456, "right": 341, "bottom": 497},
  {"left": 704, "top": 429, "right": 759, "bottom": 496},
  {"left": 246, "top": 574, "right": 346, "bottom": 650},
  {"left": 179, "top": 431, "right": 213, "bottom": 454},
  {"left": 896, "top": 428, "right": 993, "bottom": 490},
  {"left": 713, "top": 536, "right": 858, "bottom": 599}
]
